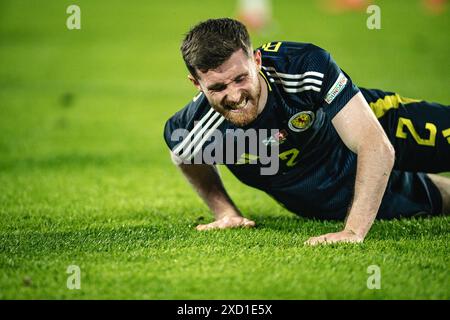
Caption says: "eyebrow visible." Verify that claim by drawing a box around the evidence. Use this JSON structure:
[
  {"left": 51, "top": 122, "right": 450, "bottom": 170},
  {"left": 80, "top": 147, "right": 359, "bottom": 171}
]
[{"left": 206, "top": 72, "right": 248, "bottom": 91}]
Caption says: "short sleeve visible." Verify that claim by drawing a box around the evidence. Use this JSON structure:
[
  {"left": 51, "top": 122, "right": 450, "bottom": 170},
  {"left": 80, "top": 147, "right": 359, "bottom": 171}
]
[
  {"left": 299, "top": 45, "right": 360, "bottom": 119},
  {"left": 163, "top": 115, "right": 184, "bottom": 151},
  {"left": 162, "top": 97, "right": 226, "bottom": 165}
]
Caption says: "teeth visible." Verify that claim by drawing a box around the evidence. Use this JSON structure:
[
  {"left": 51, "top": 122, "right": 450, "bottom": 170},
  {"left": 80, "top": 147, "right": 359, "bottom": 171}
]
[{"left": 237, "top": 99, "right": 247, "bottom": 108}]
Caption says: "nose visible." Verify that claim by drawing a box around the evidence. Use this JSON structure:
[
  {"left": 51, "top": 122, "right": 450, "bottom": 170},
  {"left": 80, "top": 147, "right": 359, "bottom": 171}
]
[{"left": 226, "top": 88, "right": 241, "bottom": 104}]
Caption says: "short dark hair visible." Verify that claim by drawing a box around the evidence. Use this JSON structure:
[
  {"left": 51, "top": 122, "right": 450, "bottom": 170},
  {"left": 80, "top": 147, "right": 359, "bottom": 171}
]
[{"left": 181, "top": 18, "right": 252, "bottom": 79}]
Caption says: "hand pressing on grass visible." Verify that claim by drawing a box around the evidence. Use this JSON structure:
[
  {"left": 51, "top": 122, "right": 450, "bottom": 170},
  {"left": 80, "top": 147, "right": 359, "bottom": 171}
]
[
  {"left": 176, "top": 163, "right": 255, "bottom": 231},
  {"left": 304, "top": 230, "right": 364, "bottom": 246},
  {"left": 196, "top": 215, "right": 255, "bottom": 231}
]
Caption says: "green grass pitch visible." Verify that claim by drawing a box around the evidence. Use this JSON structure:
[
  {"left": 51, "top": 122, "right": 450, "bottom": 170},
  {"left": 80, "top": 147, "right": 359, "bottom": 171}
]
[{"left": 0, "top": 0, "right": 449, "bottom": 299}]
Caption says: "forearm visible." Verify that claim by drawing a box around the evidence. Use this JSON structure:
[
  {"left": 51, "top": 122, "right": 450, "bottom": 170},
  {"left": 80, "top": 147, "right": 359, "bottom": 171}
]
[
  {"left": 344, "top": 143, "right": 395, "bottom": 238},
  {"left": 178, "top": 163, "right": 241, "bottom": 220},
  {"left": 306, "top": 92, "right": 396, "bottom": 245}
]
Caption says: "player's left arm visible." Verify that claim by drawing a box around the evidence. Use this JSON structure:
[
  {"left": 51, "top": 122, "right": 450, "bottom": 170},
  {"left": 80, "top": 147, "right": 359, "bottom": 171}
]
[{"left": 305, "top": 92, "right": 395, "bottom": 245}]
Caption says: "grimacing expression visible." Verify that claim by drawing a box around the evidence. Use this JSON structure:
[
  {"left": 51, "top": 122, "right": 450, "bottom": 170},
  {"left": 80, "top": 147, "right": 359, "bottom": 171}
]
[{"left": 191, "top": 49, "right": 262, "bottom": 127}]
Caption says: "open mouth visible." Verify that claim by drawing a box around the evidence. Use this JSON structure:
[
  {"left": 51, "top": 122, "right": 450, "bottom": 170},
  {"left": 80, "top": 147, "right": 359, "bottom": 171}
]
[{"left": 228, "top": 97, "right": 249, "bottom": 113}]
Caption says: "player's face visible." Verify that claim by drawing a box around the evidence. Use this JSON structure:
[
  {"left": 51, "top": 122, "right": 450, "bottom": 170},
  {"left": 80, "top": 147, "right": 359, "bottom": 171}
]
[{"left": 190, "top": 49, "right": 262, "bottom": 127}]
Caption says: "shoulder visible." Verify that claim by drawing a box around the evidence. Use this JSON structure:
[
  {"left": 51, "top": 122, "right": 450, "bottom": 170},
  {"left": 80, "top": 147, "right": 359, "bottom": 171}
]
[
  {"left": 164, "top": 91, "right": 210, "bottom": 131},
  {"left": 257, "top": 41, "right": 359, "bottom": 118},
  {"left": 163, "top": 92, "right": 225, "bottom": 152},
  {"left": 258, "top": 42, "right": 331, "bottom": 103},
  {"left": 258, "top": 41, "right": 331, "bottom": 74}
]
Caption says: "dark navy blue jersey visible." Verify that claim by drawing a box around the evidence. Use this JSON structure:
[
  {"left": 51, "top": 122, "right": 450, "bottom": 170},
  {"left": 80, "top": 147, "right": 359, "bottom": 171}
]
[
  {"left": 164, "top": 41, "right": 361, "bottom": 218},
  {"left": 163, "top": 41, "right": 448, "bottom": 219}
]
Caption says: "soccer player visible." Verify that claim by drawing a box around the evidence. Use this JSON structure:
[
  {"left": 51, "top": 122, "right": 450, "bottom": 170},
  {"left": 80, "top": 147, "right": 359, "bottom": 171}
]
[{"left": 163, "top": 18, "right": 450, "bottom": 245}]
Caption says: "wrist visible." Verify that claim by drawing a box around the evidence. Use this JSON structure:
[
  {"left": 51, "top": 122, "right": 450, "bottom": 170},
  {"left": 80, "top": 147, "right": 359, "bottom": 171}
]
[{"left": 343, "top": 227, "right": 366, "bottom": 239}]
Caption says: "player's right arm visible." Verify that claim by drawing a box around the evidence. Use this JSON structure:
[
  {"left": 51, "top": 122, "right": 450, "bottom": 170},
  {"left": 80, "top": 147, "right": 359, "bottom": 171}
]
[
  {"left": 174, "top": 159, "right": 255, "bottom": 230},
  {"left": 164, "top": 96, "right": 254, "bottom": 231}
]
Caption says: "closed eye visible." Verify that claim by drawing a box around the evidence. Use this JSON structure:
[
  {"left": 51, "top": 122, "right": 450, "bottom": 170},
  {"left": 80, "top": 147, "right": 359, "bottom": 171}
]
[
  {"left": 207, "top": 73, "right": 249, "bottom": 92},
  {"left": 234, "top": 74, "right": 248, "bottom": 84},
  {"left": 209, "top": 84, "right": 226, "bottom": 92}
]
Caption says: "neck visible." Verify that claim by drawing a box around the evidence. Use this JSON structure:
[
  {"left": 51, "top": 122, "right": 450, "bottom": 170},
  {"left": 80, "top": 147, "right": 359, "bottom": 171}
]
[{"left": 257, "top": 72, "right": 268, "bottom": 115}]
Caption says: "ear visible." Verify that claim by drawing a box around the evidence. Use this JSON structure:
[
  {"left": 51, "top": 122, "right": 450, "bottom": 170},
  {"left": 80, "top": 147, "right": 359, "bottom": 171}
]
[
  {"left": 188, "top": 74, "right": 202, "bottom": 91},
  {"left": 253, "top": 50, "right": 262, "bottom": 70}
]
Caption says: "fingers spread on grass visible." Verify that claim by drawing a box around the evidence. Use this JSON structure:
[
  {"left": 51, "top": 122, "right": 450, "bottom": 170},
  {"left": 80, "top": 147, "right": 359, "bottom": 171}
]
[
  {"left": 242, "top": 218, "right": 256, "bottom": 228},
  {"left": 196, "top": 221, "right": 221, "bottom": 231},
  {"left": 304, "top": 231, "right": 363, "bottom": 246},
  {"left": 196, "top": 216, "right": 255, "bottom": 231}
]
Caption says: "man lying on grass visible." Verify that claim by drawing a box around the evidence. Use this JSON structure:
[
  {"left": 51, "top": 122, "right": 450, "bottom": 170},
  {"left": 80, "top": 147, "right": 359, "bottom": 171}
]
[{"left": 163, "top": 18, "right": 450, "bottom": 245}]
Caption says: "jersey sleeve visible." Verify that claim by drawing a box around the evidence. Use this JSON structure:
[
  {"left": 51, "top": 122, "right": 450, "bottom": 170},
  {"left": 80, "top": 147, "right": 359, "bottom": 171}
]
[
  {"left": 163, "top": 98, "right": 200, "bottom": 163},
  {"left": 298, "top": 45, "right": 360, "bottom": 119},
  {"left": 163, "top": 94, "right": 225, "bottom": 165},
  {"left": 163, "top": 112, "right": 185, "bottom": 152}
]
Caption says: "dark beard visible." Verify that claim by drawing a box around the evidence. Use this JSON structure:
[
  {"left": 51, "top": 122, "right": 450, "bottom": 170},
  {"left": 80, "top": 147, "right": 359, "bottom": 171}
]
[{"left": 222, "top": 82, "right": 261, "bottom": 127}]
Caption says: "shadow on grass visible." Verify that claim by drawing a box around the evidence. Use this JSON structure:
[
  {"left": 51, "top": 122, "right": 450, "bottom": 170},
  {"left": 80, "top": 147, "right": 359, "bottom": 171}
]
[
  {"left": 247, "top": 213, "right": 449, "bottom": 241},
  {"left": 1, "top": 214, "right": 447, "bottom": 260},
  {"left": 248, "top": 214, "right": 340, "bottom": 234}
]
